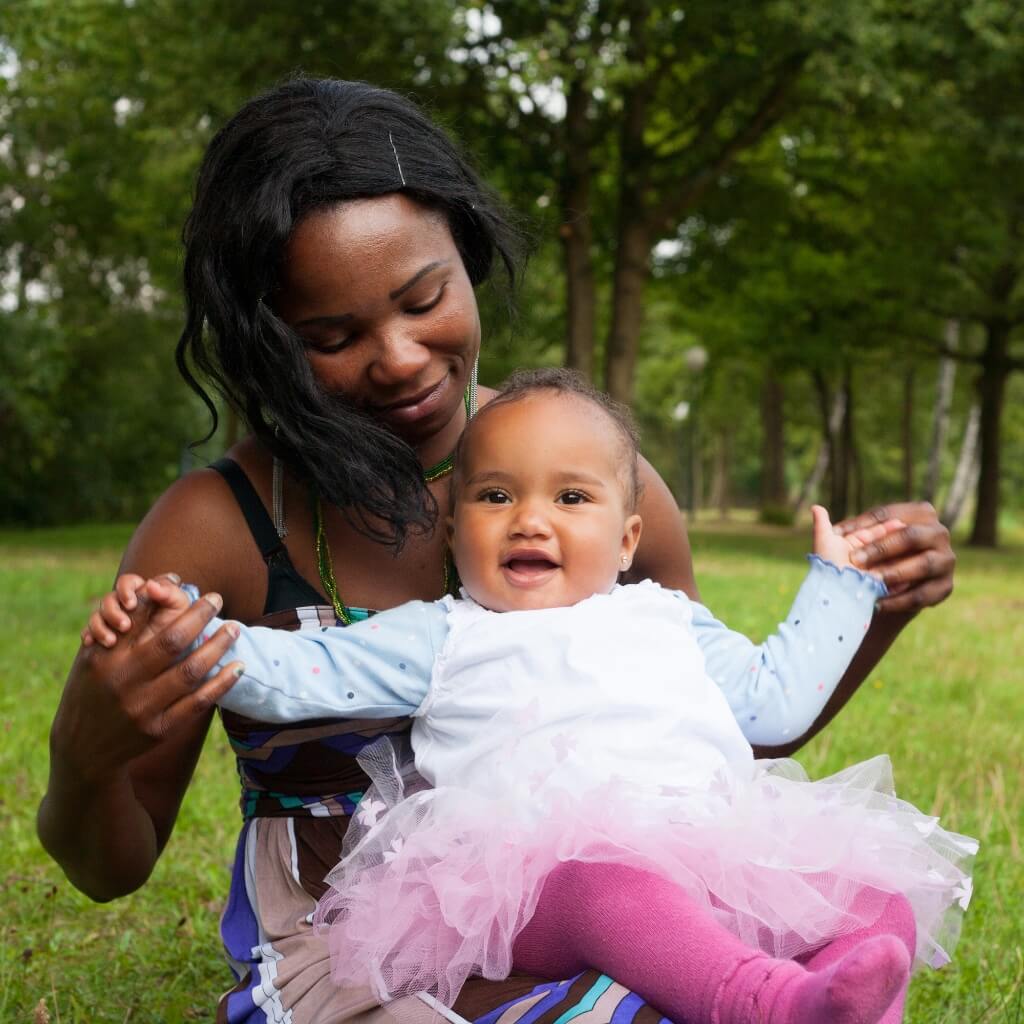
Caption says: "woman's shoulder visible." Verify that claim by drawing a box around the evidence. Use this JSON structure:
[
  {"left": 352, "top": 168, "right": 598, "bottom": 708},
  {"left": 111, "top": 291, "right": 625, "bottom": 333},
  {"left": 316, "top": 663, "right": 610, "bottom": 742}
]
[
  {"left": 118, "top": 443, "right": 272, "bottom": 612},
  {"left": 627, "top": 457, "right": 699, "bottom": 599}
]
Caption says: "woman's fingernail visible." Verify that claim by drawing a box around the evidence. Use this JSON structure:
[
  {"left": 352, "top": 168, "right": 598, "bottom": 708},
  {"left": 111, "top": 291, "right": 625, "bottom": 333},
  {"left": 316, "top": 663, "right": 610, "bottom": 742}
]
[
  {"left": 233, "top": 663, "right": 246, "bottom": 678},
  {"left": 166, "top": 573, "right": 182, "bottom": 584},
  {"left": 205, "top": 593, "right": 223, "bottom": 612},
  {"left": 226, "top": 623, "right": 240, "bottom": 639},
  {"left": 852, "top": 550, "right": 867, "bottom": 564}
]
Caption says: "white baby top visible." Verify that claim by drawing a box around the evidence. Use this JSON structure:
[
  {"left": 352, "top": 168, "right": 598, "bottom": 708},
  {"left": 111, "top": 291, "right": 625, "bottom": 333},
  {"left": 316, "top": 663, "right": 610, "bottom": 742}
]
[{"left": 415, "top": 581, "right": 752, "bottom": 797}]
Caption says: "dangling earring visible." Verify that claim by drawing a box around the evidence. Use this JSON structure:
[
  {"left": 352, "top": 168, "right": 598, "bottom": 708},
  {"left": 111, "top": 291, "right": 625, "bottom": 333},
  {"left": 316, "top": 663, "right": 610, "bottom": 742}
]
[{"left": 468, "top": 354, "right": 479, "bottom": 418}]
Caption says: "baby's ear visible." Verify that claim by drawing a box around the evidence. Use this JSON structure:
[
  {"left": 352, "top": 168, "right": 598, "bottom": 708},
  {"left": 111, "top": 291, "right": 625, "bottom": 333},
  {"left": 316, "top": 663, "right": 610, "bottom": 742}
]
[{"left": 620, "top": 513, "right": 643, "bottom": 571}]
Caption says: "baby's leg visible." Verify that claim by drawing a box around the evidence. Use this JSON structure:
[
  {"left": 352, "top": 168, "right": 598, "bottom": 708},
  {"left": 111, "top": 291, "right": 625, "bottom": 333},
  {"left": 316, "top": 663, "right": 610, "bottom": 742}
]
[
  {"left": 512, "top": 861, "right": 909, "bottom": 1024},
  {"left": 801, "top": 891, "right": 916, "bottom": 1024}
]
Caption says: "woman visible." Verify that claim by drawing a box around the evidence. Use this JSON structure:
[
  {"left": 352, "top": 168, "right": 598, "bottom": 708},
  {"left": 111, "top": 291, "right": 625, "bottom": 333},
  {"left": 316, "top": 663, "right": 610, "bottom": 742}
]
[{"left": 38, "top": 79, "right": 955, "bottom": 1024}]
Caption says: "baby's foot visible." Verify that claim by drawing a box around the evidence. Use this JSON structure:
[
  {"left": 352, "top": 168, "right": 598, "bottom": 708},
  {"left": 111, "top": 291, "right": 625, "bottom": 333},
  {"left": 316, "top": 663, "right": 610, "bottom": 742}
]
[{"left": 785, "top": 934, "right": 910, "bottom": 1023}]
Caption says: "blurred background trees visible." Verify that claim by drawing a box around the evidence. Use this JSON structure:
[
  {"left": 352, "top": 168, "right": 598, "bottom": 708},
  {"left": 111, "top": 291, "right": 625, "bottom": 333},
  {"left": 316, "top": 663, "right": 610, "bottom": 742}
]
[{"left": 2, "top": 0, "right": 1022, "bottom": 543}]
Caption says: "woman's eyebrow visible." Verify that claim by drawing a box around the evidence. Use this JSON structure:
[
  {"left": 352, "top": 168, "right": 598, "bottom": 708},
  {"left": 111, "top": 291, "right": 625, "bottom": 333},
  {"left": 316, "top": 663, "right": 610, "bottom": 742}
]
[{"left": 389, "top": 260, "right": 449, "bottom": 300}]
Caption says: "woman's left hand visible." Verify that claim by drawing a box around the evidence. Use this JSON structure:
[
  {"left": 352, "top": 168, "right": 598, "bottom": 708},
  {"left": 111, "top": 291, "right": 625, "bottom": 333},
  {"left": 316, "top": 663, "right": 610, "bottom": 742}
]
[{"left": 834, "top": 502, "right": 955, "bottom": 614}]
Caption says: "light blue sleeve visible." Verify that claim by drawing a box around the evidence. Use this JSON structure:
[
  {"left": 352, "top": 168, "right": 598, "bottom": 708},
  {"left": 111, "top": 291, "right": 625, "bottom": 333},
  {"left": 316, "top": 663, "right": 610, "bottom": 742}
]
[
  {"left": 196, "top": 596, "right": 451, "bottom": 723},
  {"left": 686, "top": 556, "right": 887, "bottom": 747}
]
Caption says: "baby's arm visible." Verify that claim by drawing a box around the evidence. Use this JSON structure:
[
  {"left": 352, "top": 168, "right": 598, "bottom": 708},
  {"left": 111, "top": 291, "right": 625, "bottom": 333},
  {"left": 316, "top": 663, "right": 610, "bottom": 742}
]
[
  {"left": 197, "top": 597, "right": 450, "bottom": 723},
  {"left": 690, "top": 507, "right": 888, "bottom": 747}
]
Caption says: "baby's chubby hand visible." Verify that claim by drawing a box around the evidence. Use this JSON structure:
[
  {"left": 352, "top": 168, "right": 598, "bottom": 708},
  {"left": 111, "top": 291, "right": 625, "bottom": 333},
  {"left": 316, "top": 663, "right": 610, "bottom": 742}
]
[
  {"left": 83, "top": 573, "right": 204, "bottom": 649},
  {"left": 811, "top": 505, "right": 904, "bottom": 575}
]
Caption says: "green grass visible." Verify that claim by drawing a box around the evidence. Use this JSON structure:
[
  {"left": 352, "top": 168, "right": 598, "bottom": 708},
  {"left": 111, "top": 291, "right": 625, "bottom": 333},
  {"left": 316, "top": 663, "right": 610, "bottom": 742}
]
[{"left": 1, "top": 522, "right": 1021, "bottom": 1022}]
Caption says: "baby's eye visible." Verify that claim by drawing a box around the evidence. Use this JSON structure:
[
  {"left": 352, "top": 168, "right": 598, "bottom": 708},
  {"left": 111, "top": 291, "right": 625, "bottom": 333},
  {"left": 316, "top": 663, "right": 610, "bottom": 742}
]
[
  {"left": 558, "top": 490, "right": 589, "bottom": 506},
  {"left": 480, "top": 489, "right": 511, "bottom": 504}
]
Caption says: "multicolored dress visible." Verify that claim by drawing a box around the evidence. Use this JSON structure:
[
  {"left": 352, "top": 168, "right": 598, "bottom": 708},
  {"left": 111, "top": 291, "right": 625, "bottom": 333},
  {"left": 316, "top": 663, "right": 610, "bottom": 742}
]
[{"left": 212, "top": 458, "right": 665, "bottom": 1024}]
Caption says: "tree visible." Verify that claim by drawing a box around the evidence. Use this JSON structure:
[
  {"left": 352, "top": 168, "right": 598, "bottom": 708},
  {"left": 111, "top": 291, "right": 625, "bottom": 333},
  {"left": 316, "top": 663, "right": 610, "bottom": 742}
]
[{"left": 452, "top": 0, "right": 918, "bottom": 404}]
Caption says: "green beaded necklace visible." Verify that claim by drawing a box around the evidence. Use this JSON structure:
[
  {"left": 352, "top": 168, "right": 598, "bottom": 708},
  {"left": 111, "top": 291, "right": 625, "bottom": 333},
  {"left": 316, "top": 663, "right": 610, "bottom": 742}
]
[{"left": 315, "top": 376, "right": 475, "bottom": 625}]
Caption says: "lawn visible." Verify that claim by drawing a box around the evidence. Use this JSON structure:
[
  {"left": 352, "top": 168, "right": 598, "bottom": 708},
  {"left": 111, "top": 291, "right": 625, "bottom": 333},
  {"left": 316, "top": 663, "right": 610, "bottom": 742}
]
[{"left": 1, "top": 521, "right": 1021, "bottom": 1022}]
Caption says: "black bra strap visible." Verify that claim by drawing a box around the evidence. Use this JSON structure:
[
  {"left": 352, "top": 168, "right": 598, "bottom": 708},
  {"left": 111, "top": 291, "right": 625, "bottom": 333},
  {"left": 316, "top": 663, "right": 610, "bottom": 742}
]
[{"left": 210, "top": 457, "right": 286, "bottom": 563}]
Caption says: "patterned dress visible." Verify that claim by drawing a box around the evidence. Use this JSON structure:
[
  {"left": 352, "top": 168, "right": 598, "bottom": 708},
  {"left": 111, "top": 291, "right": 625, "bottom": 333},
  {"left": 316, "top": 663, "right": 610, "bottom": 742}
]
[{"left": 211, "top": 458, "right": 668, "bottom": 1024}]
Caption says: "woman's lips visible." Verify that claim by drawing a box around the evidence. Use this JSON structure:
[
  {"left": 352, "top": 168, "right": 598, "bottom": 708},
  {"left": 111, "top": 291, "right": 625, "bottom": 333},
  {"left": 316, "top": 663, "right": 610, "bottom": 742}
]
[{"left": 372, "top": 376, "right": 448, "bottom": 425}]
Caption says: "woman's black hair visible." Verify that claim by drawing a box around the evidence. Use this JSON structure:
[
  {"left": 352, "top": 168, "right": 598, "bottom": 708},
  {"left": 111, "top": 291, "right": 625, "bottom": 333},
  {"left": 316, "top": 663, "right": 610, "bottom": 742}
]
[{"left": 176, "top": 77, "right": 524, "bottom": 550}]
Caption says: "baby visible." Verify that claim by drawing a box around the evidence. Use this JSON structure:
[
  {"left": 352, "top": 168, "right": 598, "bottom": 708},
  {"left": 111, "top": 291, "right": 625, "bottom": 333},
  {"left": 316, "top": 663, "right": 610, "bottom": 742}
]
[{"left": 91, "top": 369, "right": 975, "bottom": 1024}]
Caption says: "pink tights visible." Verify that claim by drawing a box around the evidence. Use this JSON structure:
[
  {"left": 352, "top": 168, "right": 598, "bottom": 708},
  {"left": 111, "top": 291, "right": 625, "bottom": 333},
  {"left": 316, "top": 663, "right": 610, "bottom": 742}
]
[{"left": 512, "top": 862, "right": 915, "bottom": 1024}]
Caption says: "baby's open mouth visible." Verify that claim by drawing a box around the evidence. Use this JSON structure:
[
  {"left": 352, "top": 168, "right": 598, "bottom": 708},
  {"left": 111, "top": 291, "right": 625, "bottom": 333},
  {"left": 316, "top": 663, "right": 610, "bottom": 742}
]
[
  {"left": 503, "top": 552, "right": 561, "bottom": 577},
  {"left": 504, "top": 556, "right": 559, "bottom": 575}
]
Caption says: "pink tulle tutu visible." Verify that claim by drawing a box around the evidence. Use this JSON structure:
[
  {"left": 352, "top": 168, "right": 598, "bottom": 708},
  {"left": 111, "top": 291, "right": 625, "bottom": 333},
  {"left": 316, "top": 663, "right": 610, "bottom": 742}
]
[{"left": 313, "top": 738, "right": 976, "bottom": 1005}]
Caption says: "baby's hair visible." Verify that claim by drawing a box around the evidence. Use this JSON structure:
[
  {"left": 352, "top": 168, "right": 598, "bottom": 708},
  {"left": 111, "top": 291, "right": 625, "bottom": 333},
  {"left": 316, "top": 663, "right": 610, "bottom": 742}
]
[{"left": 454, "top": 367, "right": 643, "bottom": 510}]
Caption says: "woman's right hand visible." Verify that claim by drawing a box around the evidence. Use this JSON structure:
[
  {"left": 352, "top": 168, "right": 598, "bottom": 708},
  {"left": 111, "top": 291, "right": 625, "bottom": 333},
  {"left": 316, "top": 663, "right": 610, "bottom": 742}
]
[{"left": 53, "top": 582, "right": 244, "bottom": 783}]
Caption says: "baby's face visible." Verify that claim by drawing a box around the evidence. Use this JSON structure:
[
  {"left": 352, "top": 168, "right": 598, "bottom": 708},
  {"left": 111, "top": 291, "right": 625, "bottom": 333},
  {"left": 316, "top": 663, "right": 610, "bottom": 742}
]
[{"left": 447, "top": 392, "right": 642, "bottom": 612}]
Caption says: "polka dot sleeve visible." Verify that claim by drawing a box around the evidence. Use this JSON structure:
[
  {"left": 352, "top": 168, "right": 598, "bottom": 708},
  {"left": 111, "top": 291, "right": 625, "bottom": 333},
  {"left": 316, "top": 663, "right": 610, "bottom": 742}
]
[
  {"left": 206, "top": 599, "right": 450, "bottom": 723},
  {"left": 686, "top": 556, "right": 887, "bottom": 747}
]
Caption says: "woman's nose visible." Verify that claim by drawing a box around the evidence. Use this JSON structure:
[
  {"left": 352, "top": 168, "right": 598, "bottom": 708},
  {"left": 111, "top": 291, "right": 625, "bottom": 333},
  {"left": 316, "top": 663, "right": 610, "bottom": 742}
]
[{"left": 370, "top": 327, "right": 432, "bottom": 388}]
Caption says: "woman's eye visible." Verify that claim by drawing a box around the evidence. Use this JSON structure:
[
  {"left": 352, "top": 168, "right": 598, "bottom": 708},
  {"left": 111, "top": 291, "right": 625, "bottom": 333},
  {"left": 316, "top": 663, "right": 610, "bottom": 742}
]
[
  {"left": 407, "top": 285, "right": 446, "bottom": 316},
  {"left": 305, "top": 333, "right": 356, "bottom": 355},
  {"left": 559, "top": 490, "right": 589, "bottom": 506}
]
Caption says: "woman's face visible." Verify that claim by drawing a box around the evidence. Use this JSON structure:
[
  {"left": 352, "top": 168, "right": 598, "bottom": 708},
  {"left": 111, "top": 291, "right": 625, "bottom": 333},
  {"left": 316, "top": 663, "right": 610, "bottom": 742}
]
[{"left": 274, "top": 194, "right": 481, "bottom": 456}]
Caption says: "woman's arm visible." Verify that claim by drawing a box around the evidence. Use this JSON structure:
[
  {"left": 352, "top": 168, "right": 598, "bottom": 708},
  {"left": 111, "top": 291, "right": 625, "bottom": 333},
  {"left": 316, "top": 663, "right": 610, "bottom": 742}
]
[
  {"left": 691, "top": 557, "right": 885, "bottom": 746},
  {"left": 37, "top": 469, "right": 261, "bottom": 901},
  {"left": 769, "top": 502, "right": 955, "bottom": 754},
  {"left": 622, "top": 463, "right": 955, "bottom": 755}
]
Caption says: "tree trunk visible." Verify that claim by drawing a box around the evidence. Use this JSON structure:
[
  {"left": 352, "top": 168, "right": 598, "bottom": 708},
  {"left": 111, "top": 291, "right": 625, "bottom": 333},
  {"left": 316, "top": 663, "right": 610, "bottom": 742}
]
[
  {"left": 759, "top": 369, "right": 787, "bottom": 513},
  {"left": 559, "top": 77, "right": 597, "bottom": 379},
  {"left": 828, "top": 364, "right": 853, "bottom": 521},
  {"left": 793, "top": 373, "right": 846, "bottom": 514},
  {"left": 710, "top": 427, "right": 732, "bottom": 520},
  {"left": 604, "top": 3, "right": 652, "bottom": 405},
  {"left": 941, "top": 399, "right": 980, "bottom": 532},
  {"left": 604, "top": 219, "right": 651, "bottom": 404},
  {"left": 901, "top": 364, "right": 915, "bottom": 500},
  {"left": 968, "top": 320, "right": 1011, "bottom": 547},
  {"left": 922, "top": 322, "right": 958, "bottom": 504}
]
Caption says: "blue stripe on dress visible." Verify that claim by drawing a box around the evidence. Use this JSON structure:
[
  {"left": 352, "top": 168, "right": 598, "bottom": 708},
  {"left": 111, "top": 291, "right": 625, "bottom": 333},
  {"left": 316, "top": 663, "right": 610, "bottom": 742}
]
[
  {"left": 551, "top": 975, "right": 615, "bottom": 1024},
  {"left": 474, "top": 974, "right": 585, "bottom": 1024},
  {"left": 219, "top": 823, "right": 263, "bottom": 1022}
]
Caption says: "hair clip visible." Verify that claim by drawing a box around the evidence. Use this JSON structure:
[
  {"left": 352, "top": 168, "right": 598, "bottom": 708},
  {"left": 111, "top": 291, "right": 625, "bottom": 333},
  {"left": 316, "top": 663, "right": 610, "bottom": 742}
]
[{"left": 388, "top": 132, "right": 406, "bottom": 187}]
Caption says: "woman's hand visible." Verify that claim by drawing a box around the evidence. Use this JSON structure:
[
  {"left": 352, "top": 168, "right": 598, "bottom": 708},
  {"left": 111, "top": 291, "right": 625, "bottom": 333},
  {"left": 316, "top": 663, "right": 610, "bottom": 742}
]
[
  {"left": 54, "top": 583, "right": 243, "bottom": 784},
  {"left": 834, "top": 502, "right": 955, "bottom": 614}
]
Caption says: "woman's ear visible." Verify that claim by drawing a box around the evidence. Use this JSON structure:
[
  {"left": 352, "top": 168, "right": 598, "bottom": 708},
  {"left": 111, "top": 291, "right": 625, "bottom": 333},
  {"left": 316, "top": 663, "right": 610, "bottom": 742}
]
[
  {"left": 444, "top": 515, "right": 456, "bottom": 548},
  {"left": 619, "top": 514, "right": 643, "bottom": 571}
]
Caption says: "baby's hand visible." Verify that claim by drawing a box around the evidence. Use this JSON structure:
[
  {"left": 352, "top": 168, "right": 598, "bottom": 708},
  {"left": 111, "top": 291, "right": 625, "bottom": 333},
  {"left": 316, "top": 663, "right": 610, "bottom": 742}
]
[
  {"left": 82, "top": 573, "right": 192, "bottom": 649},
  {"left": 811, "top": 505, "right": 904, "bottom": 576}
]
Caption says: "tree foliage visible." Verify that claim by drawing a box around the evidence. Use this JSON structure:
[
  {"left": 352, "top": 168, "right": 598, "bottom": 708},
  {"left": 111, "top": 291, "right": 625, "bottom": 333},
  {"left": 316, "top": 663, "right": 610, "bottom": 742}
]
[{"left": 0, "top": 0, "right": 1021, "bottom": 541}]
